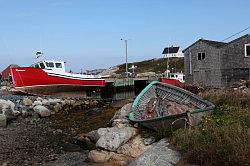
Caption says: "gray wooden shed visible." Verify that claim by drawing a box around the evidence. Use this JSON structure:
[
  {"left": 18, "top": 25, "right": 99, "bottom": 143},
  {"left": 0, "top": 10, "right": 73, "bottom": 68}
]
[{"left": 183, "top": 34, "right": 250, "bottom": 87}]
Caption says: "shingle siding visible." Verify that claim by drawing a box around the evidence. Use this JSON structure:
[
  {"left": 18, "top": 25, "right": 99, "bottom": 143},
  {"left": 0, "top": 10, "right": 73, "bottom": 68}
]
[
  {"left": 184, "top": 34, "right": 250, "bottom": 88},
  {"left": 184, "top": 40, "right": 222, "bottom": 87}
]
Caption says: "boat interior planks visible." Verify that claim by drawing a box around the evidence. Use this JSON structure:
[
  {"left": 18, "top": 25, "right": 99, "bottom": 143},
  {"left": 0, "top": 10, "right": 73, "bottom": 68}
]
[{"left": 129, "top": 81, "right": 215, "bottom": 130}]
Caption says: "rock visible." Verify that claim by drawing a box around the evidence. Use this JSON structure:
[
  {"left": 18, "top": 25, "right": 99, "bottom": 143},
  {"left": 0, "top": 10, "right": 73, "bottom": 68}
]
[
  {"left": 33, "top": 105, "right": 51, "bottom": 117},
  {"left": 32, "top": 112, "right": 40, "bottom": 120},
  {"left": 36, "top": 97, "right": 43, "bottom": 102},
  {"left": 111, "top": 118, "right": 131, "bottom": 127},
  {"left": 84, "top": 101, "right": 90, "bottom": 105},
  {"left": 48, "top": 98, "right": 61, "bottom": 105},
  {"left": 117, "top": 135, "right": 152, "bottom": 157},
  {"left": 0, "top": 114, "right": 7, "bottom": 127},
  {"left": 53, "top": 104, "right": 62, "bottom": 112},
  {"left": 13, "top": 110, "right": 21, "bottom": 117},
  {"left": 0, "top": 86, "right": 10, "bottom": 91},
  {"left": 128, "top": 139, "right": 181, "bottom": 166},
  {"left": 96, "top": 127, "right": 138, "bottom": 151},
  {"left": 76, "top": 134, "right": 96, "bottom": 150},
  {"left": 82, "top": 137, "right": 96, "bottom": 150},
  {"left": 143, "top": 137, "right": 156, "bottom": 145},
  {"left": 4, "top": 108, "right": 16, "bottom": 121},
  {"left": 60, "top": 100, "right": 66, "bottom": 106},
  {"left": 0, "top": 99, "right": 16, "bottom": 121},
  {"left": 109, "top": 152, "right": 132, "bottom": 165},
  {"left": 86, "top": 130, "right": 100, "bottom": 143},
  {"left": 88, "top": 150, "right": 111, "bottom": 163},
  {"left": 112, "top": 103, "right": 132, "bottom": 120},
  {"left": 33, "top": 100, "right": 42, "bottom": 106},
  {"left": 88, "top": 150, "right": 131, "bottom": 164},
  {"left": 92, "top": 100, "right": 98, "bottom": 105},
  {"left": 0, "top": 99, "right": 15, "bottom": 112},
  {"left": 42, "top": 99, "right": 50, "bottom": 106},
  {"left": 22, "top": 98, "right": 33, "bottom": 106},
  {"left": 22, "top": 109, "right": 30, "bottom": 118}
]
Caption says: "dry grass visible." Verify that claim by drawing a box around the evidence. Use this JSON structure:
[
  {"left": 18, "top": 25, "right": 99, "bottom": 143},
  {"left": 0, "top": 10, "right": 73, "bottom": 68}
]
[{"left": 171, "top": 89, "right": 250, "bottom": 166}]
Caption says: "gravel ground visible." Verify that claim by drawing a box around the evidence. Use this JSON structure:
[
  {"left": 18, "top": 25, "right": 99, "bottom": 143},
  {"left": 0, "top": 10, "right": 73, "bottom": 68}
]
[
  {"left": 0, "top": 115, "right": 93, "bottom": 166},
  {"left": 0, "top": 89, "right": 123, "bottom": 166},
  {"left": 0, "top": 90, "right": 102, "bottom": 166}
]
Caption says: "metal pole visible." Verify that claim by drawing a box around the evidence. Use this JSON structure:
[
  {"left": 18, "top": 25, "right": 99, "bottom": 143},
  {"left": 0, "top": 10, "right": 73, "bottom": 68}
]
[{"left": 125, "top": 40, "right": 128, "bottom": 78}]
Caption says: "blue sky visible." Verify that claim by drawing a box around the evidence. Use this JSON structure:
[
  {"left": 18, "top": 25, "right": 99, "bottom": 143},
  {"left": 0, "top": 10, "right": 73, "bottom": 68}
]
[{"left": 0, "top": 0, "right": 249, "bottom": 72}]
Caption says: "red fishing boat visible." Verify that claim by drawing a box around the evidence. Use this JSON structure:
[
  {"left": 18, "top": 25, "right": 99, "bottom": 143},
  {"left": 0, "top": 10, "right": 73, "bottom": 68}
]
[
  {"left": 159, "top": 72, "right": 185, "bottom": 88},
  {"left": 10, "top": 59, "right": 105, "bottom": 96}
]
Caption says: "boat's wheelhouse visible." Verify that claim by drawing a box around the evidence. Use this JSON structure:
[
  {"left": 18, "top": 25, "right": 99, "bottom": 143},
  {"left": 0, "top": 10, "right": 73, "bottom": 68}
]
[{"left": 31, "top": 60, "right": 66, "bottom": 73}]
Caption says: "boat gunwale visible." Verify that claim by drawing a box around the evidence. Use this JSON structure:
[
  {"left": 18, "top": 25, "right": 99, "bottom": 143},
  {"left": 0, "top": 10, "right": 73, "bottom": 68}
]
[
  {"left": 128, "top": 111, "right": 188, "bottom": 123},
  {"left": 131, "top": 81, "right": 215, "bottom": 112}
]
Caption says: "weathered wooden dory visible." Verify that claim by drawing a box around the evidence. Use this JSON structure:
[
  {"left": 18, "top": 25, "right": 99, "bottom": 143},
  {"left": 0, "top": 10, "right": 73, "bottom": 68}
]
[{"left": 128, "top": 81, "right": 215, "bottom": 130}]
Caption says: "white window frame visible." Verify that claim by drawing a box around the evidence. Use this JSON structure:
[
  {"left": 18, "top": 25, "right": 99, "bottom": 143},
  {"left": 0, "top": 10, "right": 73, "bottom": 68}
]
[{"left": 245, "top": 44, "right": 250, "bottom": 57}]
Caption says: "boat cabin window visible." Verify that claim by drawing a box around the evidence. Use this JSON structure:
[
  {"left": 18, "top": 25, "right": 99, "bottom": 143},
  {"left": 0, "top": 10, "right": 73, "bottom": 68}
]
[
  {"left": 40, "top": 63, "right": 45, "bottom": 69},
  {"left": 46, "top": 62, "right": 54, "bottom": 68},
  {"left": 55, "top": 63, "right": 62, "bottom": 68},
  {"left": 34, "top": 64, "right": 40, "bottom": 68}
]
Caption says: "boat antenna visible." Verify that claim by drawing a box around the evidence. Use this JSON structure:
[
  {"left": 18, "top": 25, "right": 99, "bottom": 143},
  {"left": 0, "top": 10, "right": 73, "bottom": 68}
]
[{"left": 35, "top": 51, "right": 44, "bottom": 59}]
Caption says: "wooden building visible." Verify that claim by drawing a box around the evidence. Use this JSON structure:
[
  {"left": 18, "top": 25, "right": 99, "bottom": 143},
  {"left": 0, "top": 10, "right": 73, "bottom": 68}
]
[
  {"left": 183, "top": 34, "right": 250, "bottom": 87},
  {"left": 162, "top": 46, "right": 184, "bottom": 58},
  {"left": 1, "top": 64, "right": 19, "bottom": 81}
]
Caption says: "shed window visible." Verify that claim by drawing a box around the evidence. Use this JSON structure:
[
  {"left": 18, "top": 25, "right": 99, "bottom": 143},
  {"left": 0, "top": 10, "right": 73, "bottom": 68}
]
[
  {"left": 245, "top": 44, "right": 250, "bottom": 57},
  {"left": 46, "top": 62, "right": 54, "bottom": 68},
  {"left": 197, "top": 52, "right": 205, "bottom": 60},
  {"left": 55, "top": 63, "right": 62, "bottom": 68}
]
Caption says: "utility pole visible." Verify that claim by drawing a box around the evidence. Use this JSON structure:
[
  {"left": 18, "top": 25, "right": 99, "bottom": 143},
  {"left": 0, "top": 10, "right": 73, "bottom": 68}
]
[{"left": 121, "top": 38, "right": 128, "bottom": 78}]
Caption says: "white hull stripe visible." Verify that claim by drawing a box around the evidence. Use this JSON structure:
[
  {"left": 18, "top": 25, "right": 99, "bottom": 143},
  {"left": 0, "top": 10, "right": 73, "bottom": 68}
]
[
  {"left": 47, "top": 72, "right": 104, "bottom": 81},
  {"left": 15, "top": 84, "right": 104, "bottom": 89}
]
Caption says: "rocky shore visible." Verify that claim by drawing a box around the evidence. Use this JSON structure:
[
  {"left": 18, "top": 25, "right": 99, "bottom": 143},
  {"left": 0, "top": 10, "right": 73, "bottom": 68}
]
[{"left": 0, "top": 87, "right": 181, "bottom": 166}]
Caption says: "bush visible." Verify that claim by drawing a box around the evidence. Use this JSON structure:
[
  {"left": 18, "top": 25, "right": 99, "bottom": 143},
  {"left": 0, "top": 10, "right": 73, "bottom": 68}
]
[{"left": 171, "top": 89, "right": 250, "bottom": 166}]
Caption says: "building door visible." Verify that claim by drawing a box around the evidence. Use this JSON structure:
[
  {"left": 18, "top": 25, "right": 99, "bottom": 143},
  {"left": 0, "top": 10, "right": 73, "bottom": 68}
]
[
  {"left": 193, "top": 70, "right": 207, "bottom": 87},
  {"left": 200, "top": 70, "right": 206, "bottom": 87}
]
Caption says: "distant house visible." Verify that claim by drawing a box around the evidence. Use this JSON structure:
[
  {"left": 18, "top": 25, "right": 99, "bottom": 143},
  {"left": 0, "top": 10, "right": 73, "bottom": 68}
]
[
  {"left": 183, "top": 34, "right": 250, "bottom": 87},
  {"left": 162, "top": 46, "right": 184, "bottom": 58},
  {"left": 1, "top": 64, "right": 19, "bottom": 81}
]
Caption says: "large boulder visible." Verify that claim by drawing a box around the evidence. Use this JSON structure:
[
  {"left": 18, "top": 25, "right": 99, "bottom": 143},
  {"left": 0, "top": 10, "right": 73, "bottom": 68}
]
[
  {"left": 128, "top": 139, "right": 181, "bottom": 166},
  {"left": 96, "top": 127, "right": 138, "bottom": 151},
  {"left": 88, "top": 150, "right": 111, "bottom": 163},
  {"left": 117, "top": 135, "right": 152, "bottom": 157},
  {"left": 33, "top": 105, "right": 51, "bottom": 117},
  {"left": 112, "top": 103, "right": 132, "bottom": 120},
  {"left": 88, "top": 149, "right": 131, "bottom": 164}
]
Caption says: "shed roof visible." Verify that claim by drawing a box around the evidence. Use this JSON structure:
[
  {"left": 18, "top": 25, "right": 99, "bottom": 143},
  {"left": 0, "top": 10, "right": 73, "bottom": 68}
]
[
  {"left": 162, "top": 46, "right": 179, "bottom": 54},
  {"left": 183, "top": 34, "right": 250, "bottom": 53},
  {"left": 182, "top": 39, "right": 226, "bottom": 52}
]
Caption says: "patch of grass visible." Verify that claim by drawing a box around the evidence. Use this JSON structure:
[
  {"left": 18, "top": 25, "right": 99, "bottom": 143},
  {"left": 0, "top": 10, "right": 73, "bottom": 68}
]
[
  {"left": 140, "top": 125, "right": 178, "bottom": 141},
  {"left": 116, "top": 58, "right": 184, "bottom": 74},
  {"left": 171, "top": 89, "right": 250, "bottom": 166}
]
